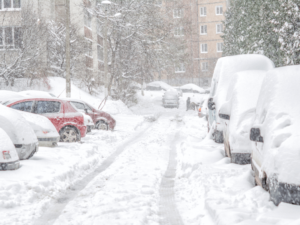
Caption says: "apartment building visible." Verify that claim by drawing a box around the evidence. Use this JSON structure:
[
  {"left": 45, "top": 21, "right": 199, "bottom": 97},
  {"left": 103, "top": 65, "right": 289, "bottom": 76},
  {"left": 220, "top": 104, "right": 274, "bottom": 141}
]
[{"left": 197, "top": 0, "right": 228, "bottom": 86}]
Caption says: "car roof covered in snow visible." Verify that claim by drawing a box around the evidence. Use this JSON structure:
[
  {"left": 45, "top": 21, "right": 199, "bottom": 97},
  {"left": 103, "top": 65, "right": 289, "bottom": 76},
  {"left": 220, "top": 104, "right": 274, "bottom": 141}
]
[
  {"left": 0, "top": 90, "right": 25, "bottom": 104},
  {"left": 211, "top": 54, "right": 274, "bottom": 123},
  {"left": 3, "top": 96, "right": 65, "bottom": 106},
  {"left": 147, "top": 81, "right": 175, "bottom": 91},
  {"left": 180, "top": 84, "right": 205, "bottom": 93},
  {"left": 19, "top": 90, "right": 56, "bottom": 98},
  {"left": 253, "top": 65, "right": 300, "bottom": 185},
  {"left": 0, "top": 105, "right": 37, "bottom": 144}
]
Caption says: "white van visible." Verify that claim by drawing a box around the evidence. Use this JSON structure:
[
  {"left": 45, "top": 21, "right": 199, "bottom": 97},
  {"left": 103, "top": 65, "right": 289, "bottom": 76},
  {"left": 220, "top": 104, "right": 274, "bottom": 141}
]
[
  {"left": 207, "top": 54, "right": 275, "bottom": 143},
  {"left": 250, "top": 65, "right": 300, "bottom": 206},
  {"left": 218, "top": 70, "right": 267, "bottom": 164}
]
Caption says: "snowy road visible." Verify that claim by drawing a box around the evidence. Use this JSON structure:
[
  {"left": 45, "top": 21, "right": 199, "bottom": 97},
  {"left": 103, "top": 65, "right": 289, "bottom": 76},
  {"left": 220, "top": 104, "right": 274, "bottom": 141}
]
[{"left": 1, "top": 91, "right": 299, "bottom": 225}]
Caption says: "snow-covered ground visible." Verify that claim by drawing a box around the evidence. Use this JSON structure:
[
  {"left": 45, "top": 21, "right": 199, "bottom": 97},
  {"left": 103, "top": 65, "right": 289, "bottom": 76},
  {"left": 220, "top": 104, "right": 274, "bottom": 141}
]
[{"left": 1, "top": 88, "right": 300, "bottom": 225}]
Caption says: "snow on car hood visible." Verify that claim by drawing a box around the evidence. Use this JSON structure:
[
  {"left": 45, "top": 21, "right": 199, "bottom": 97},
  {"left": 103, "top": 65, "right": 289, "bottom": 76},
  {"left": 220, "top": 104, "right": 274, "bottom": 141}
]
[
  {"left": 0, "top": 128, "right": 19, "bottom": 163},
  {"left": 220, "top": 70, "right": 267, "bottom": 153},
  {"left": 211, "top": 54, "right": 275, "bottom": 127},
  {"left": 0, "top": 105, "right": 38, "bottom": 145},
  {"left": 252, "top": 65, "right": 300, "bottom": 184},
  {"left": 16, "top": 111, "right": 59, "bottom": 139}
]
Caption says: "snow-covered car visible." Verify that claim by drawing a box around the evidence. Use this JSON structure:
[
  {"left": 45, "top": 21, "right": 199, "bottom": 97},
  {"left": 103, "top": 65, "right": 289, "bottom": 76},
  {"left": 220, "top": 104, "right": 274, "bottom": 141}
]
[
  {"left": 180, "top": 84, "right": 205, "bottom": 94},
  {"left": 17, "top": 111, "right": 60, "bottom": 147},
  {"left": 19, "top": 90, "right": 56, "bottom": 98},
  {"left": 0, "top": 105, "right": 39, "bottom": 160},
  {"left": 250, "top": 65, "right": 300, "bottom": 206},
  {"left": 0, "top": 128, "right": 20, "bottom": 171},
  {"left": 162, "top": 90, "right": 179, "bottom": 108},
  {"left": 66, "top": 99, "right": 116, "bottom": 131},
  {"left": 207, "top": 54, "right": 275, "bottom": 143},
  {"left": 174, "top": 87, "right": 183, "bottom": 97},
  {"left": 5, "top": 98, "right": 87, "bottom": 142},
  {"left": 218, "top": 70, "right": 267, "bottom": 165},
  {"left": 146, "top": 81, "right": 174, "bottom": 92},
  {"left": 0, "top": 90, "right": 24, "bottom": 104}
]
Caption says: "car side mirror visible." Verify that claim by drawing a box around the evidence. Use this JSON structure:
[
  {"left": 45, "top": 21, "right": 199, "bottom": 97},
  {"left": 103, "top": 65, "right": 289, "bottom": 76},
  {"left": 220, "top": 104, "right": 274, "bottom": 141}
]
[
  {"left": 208, "top": 98, "right": 215, "bottom": 110},
  {"left": 84, "top": 108, "right": 88, "bottom": 114},
  {"left": 250, "top": 128, "right": 264, "bottom": 143},
  {"left": 219, "top": 113, "right": 230, "bottom": 120}
]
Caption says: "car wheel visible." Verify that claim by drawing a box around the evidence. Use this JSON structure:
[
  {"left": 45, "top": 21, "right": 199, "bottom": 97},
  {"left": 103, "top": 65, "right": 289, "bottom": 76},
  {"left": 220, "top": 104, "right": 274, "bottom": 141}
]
[
  {"left": 96, "top": 121, "right": 108, "bottom": 130},
  {"left": 60, "top": 127, "right": 79, "bottom": 142}
]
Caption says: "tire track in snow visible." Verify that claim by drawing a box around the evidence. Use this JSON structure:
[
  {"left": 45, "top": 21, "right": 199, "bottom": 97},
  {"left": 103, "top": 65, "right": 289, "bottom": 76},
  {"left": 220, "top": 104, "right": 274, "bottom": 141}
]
[
  {"left": 33, "top": 121, "right": 156, "bottom": 225},
  {"left": 159, "top": 117, "right": 184, "bottom": 225}
]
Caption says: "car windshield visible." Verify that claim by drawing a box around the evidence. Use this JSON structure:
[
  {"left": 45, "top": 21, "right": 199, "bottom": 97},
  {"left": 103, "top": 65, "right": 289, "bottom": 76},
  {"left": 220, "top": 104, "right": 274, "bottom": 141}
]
[{"left": 35, "top": 101, "right": 61, "bottom": 114}]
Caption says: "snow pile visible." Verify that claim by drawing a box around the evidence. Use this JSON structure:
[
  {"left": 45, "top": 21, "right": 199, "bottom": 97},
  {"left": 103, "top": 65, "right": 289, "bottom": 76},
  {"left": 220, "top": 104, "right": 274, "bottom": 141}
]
[
  {"left": 210, "top": 54, "right": 275, "bottom": 130},
  {"left": 146, "top": 81, "right": 175, "bottom": 91},
  {"left": 180, "top": 83, "right": 205, "bottom": 93},
  {"left": 221, "top": 70, "right": 267, "bottom": 154},
  {"left": 47, "top": 77, "right": 132, "bottom": 115},
  {"left": 252, "top": 65, "right": 300, "bottom": 185}
]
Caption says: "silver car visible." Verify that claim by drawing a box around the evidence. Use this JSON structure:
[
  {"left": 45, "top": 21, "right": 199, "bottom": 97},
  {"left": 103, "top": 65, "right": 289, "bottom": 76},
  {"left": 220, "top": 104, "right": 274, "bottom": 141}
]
[{"left": 162, "top": 90, "right": 179, "bottom": 108}]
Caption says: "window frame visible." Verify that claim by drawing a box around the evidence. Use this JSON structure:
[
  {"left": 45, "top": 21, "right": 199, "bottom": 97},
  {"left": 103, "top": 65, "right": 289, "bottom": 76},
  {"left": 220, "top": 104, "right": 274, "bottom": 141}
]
[
  {"left": 200, "top": 25, "right": 207, "bottom": 35},
  {"left": 175, "top": 63, "right": 186, "bottom": 73},
  {"left": 216, "top": 6, "right": 223, "bottom": 15},
  {"left": 0, "top": 0, "right": 21, "bottom": 10},
  {"left": 0, "top": 26, "right": 22, "bottom": 50},
  {"left": 200, "top": 7, "right": 206, "bottom": 17},
  {"left": 173, "top": 8, "right": 184, "bottom": 18},
  {"left": 217, "top": 42, "right": 223, "bottom": 52},
  {"left": 201, "top": 62, "right": 208, "bottom": 71},
  {"left": 216, "top": 24, "right": 223, "bottom": 34},
  {"left": 201, "top": 43, "right": 208, "bottom": 53},
  {"left": 174, "top": 27, "right": 184, "bottom": 37}
]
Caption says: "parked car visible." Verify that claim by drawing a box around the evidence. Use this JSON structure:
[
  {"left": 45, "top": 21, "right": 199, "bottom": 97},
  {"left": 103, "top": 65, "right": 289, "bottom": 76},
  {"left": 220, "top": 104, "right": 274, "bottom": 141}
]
[
  {"left": 0, "top": 128, "right": 20, "bottom": 170},
  {"left": 0, "top": 105, "right": 38, "bottom": 160},
  {"left": 174, "top": 87, "right": 183, "bottom": 97},
  {"left": 146, "top": 81, "right": 174, "bottom": 91},
  {"left": 180, "top": 84, "right": 205, "bottom": 94},
  {"left": 17, "top": 111, "right": 60, "bottom": 147},
  {"left": 218, "top": 70, "right": 267, "bottom": 165},
  {"left": 162, "top": 90, "right": 179, "bottom": 108},
  {"left": 65, "top": 99, "right": 116, "bottom": 131},
  {"left": 19, "top": 90, "right": 56, "bottom": 98},
  {"left": 207, "top": 54, "right": 275, "bottom": 143},
  {"left": 4, "top": 98, "right": 87, "bottom": 142},
  {"left": 250, "top": 65, "right": 300, "bottom": 206}
]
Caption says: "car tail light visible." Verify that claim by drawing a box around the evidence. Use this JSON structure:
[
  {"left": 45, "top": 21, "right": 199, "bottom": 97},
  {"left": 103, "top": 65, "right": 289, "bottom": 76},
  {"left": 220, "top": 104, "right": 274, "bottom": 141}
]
[
  {"left": 199, "top": 108, "right": 202, "bottom": 112},
  {"left": 2, "top": 151, "right": 11, "bottom": 160}
]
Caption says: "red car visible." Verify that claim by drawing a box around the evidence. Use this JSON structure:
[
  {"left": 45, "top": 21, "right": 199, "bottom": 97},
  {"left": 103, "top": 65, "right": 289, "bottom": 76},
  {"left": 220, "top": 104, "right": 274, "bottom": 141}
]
[
  {"left": 65, "top": 99, "right": 116, "bottom": 131},
  {"left": 4, "top": 98, "right": 87, "bottom": 142}
]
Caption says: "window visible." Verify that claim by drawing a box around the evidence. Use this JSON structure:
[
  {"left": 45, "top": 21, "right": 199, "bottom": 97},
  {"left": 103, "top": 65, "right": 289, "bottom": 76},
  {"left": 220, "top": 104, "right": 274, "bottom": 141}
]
[
  {"left": 35, "top": 101, "right": 61, "bottom": 114},
  {"left": 200, "top": 25, "right": 207, "bottom": 35},
  {"left": 86, "top": 40, "right": 92, "bottom": 57},
  {"left": 11, "top": 101, "right": 34, "bottom": 112},
  {"left": 0, "top": 0, "right": 21, "bottom": 9},
  {"left": 174, "top": 27, "right": 184, "bottom": 36},
  {"left": 97, "top": 45, "right": 103, "bottom": 61},
  {"left": 216, "top": 6, "right": 223, "bottom": 15},
  {"left": 216, "top": 24, "right": 223, "bottom": 33},
  {"left": 0, "top": 27, "right": 22, "bottom": 49},
  {"left": 202, "top": 62, "right": 208, "bottom": 71},
  {"left": 217, "top": 43, "right": 223, "bottom": 52},
  {"left": 175, "top": 63, "right": 185, "bottom": 73},
  {"left": 173, "top": 9, "right": 183, "bottom": 18},
  {"left": 71, "top": 101, "right": 86, "bottom": 113},
  {"left": 200, "top": 7, "right": 206, "bottom": 16},
  {"left": 201, "top": 43, "right": 208, "bottom": 53}
]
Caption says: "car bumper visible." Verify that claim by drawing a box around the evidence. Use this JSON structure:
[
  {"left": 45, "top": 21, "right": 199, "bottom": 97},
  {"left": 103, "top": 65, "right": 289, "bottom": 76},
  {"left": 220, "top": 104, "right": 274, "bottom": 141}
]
[
  {"left": 78, "top": 125, "right": 87, "bottom": 138},
  {"left": 231, "top": 153, "right": 251, "bottom": 165},
  {"left": 0, "top": 160, "right": 20, "bottom": 171},
  {"left": 38, "top": 137, "right": 60, "bottom": 147},
  {"left": 15, "top": 142, "right": 39, "bottom": 160}
]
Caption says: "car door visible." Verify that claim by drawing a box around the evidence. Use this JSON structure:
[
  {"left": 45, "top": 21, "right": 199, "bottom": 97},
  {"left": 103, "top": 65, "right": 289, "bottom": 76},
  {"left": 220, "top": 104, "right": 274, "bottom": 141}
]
[{"left": 34, "top": 101, "right": 63, "bottom": 131}]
